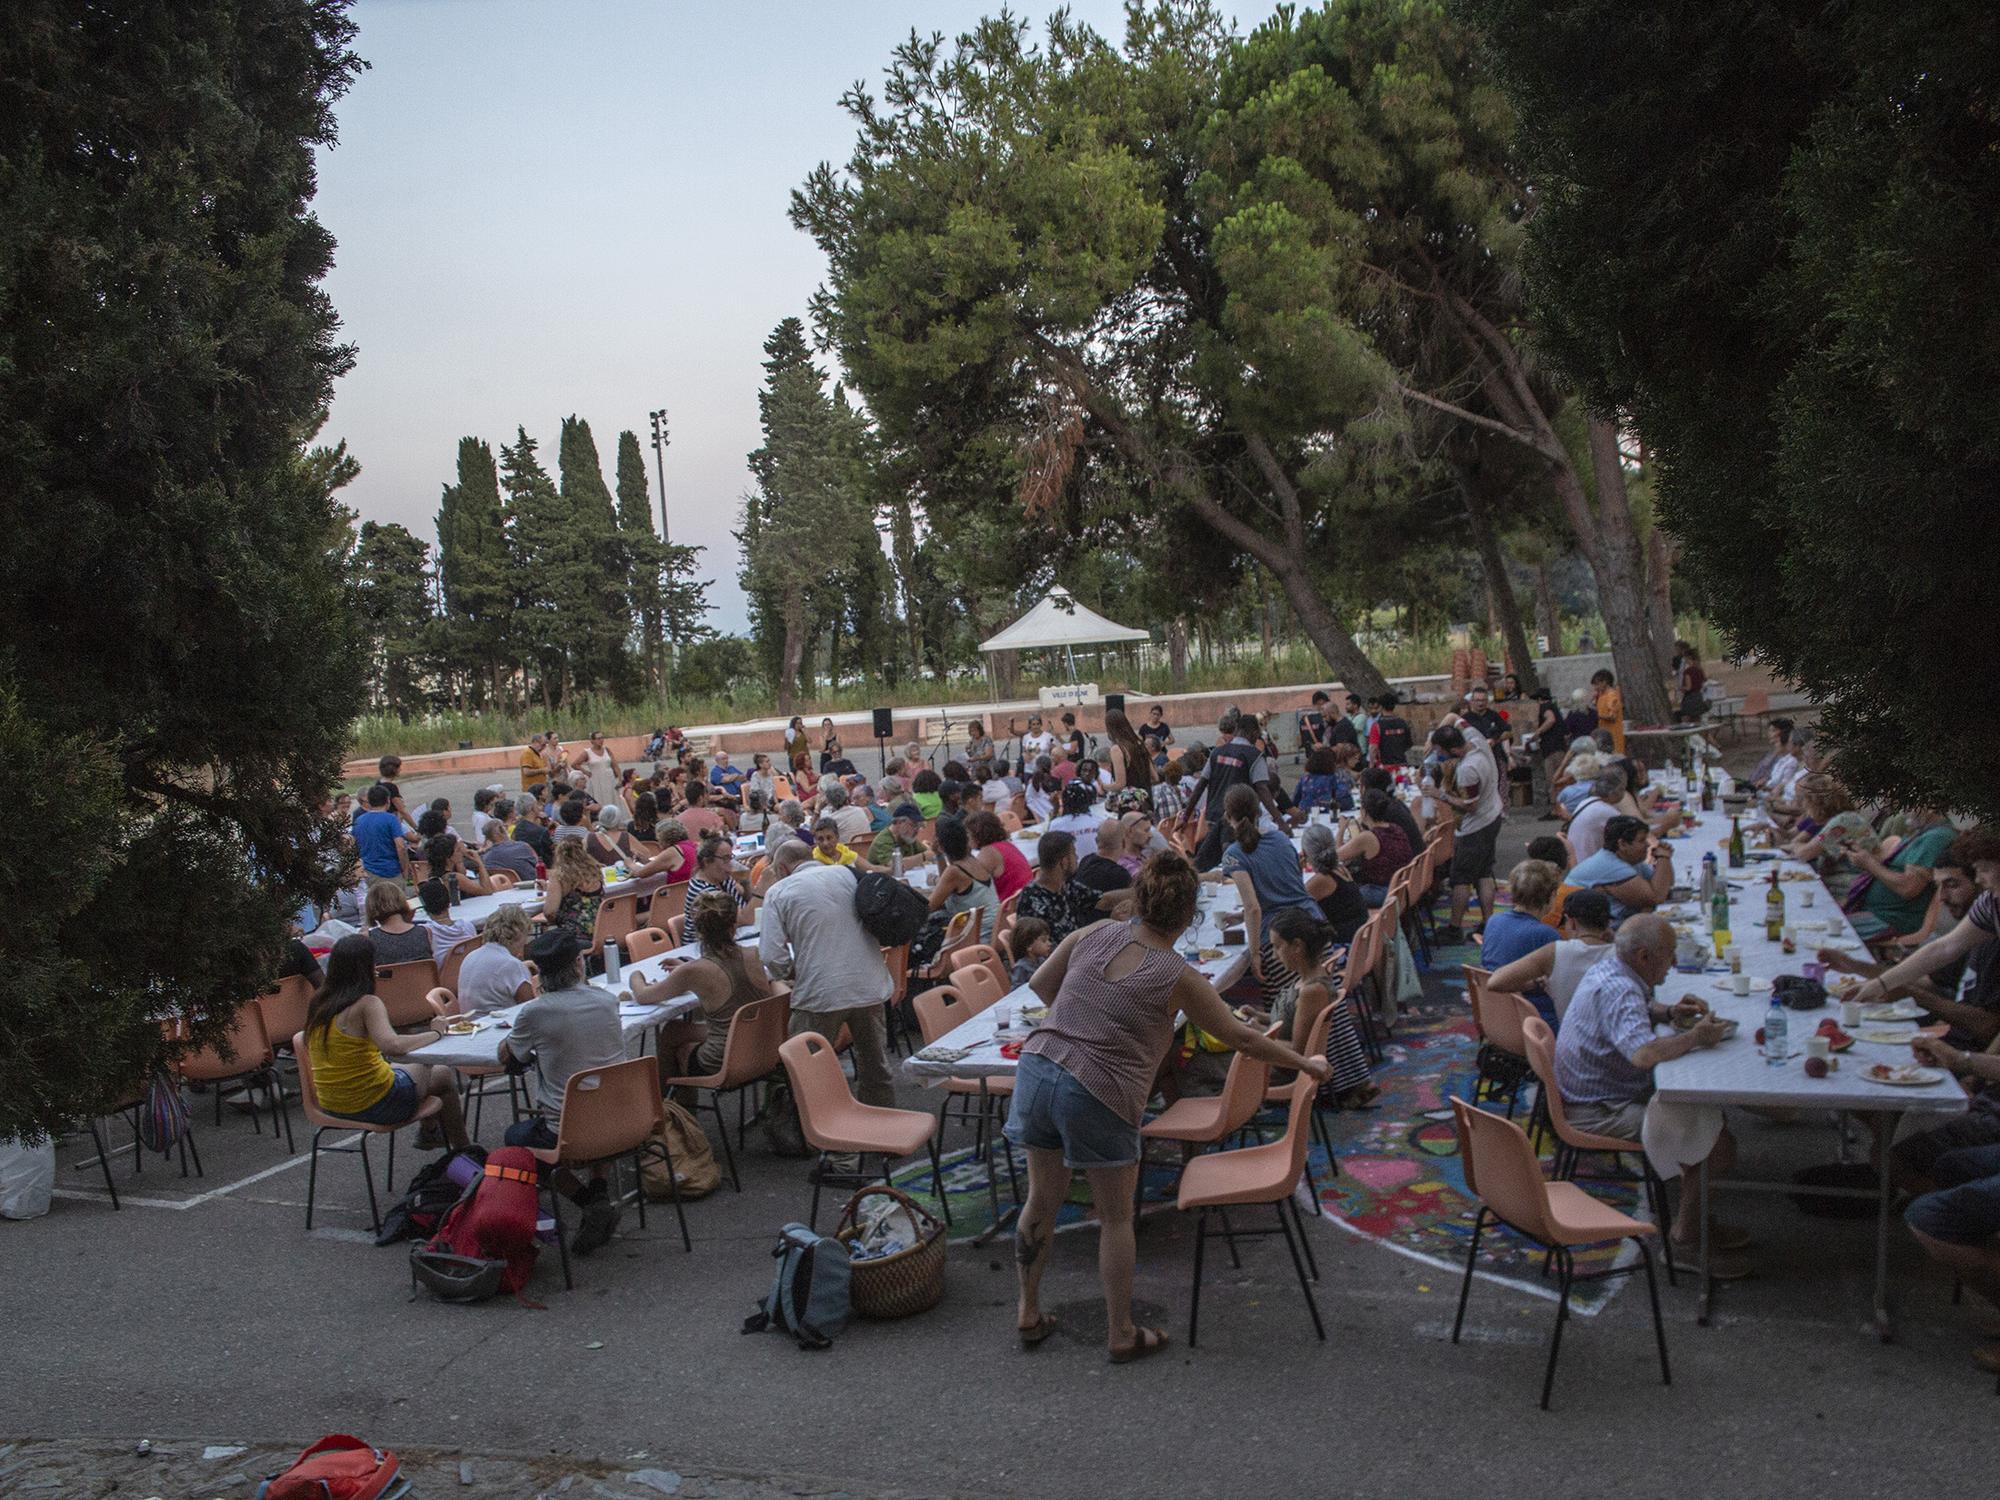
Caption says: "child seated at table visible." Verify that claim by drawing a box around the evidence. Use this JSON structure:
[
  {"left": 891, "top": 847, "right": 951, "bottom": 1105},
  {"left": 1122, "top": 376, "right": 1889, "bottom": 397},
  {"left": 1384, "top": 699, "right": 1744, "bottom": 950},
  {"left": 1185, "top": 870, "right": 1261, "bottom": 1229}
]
[
  {"left": 1008, "top": 918, "right": 1053, "bottom": 987},
  {"left": 419, "top": 878, "right": 480, "bottom": 968}
]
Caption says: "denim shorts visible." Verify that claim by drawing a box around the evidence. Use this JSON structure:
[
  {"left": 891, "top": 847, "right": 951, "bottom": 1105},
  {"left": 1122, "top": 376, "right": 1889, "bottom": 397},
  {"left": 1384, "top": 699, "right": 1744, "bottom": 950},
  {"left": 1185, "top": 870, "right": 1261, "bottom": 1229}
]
[
  {"left": 327, "top": 1067, "right": 418, "bottom": 1126},
  {"left": 1904, "top": 1141, "right": 2000, "bottom": 1245},
  {"left": 1004, "top": 1051, "right": 1141, "bottom": 1169}
]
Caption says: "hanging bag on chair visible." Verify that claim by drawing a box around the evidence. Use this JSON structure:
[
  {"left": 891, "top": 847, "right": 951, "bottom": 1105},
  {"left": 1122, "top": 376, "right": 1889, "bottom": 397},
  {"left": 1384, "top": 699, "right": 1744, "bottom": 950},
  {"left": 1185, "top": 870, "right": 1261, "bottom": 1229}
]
[{"left": 137, "top": 1067, "right": 191, "bottom": 1156}]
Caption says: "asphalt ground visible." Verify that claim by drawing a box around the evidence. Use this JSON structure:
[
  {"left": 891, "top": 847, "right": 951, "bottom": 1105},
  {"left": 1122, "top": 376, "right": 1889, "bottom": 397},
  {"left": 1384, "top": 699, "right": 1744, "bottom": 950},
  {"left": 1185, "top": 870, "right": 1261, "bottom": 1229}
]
[{"left": 7, "top": 719, "right": 1993, "bottom": 1498}]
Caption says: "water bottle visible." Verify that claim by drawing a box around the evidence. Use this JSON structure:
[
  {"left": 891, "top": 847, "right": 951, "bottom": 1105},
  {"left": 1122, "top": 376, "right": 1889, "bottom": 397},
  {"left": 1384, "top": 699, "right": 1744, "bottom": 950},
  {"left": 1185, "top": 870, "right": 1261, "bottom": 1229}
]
[
  {"left": 1764, "top": 996, "right": 1787, "bottom": 1066},
  {"left": 1700, "top": 853, "right": 1717, "bottom": 909},
  {"left": 892, "top": 847, "right": 905, "bottom": 879},
  {"left": 604, "top": 939, "right": 621, "bottom": 984}
]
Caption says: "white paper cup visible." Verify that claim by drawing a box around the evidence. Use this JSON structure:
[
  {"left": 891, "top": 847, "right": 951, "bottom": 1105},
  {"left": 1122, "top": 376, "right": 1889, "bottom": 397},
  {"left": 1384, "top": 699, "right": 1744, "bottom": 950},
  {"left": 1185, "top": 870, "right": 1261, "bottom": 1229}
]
[
  {"left": 1800, "top": 888, "right": 1816, "bottom": 908},
  {"left": 1725, "top": 945, "right": 1743, "bottom": 974},
  {"left": 1805, "top": 1035, "right": 1831, "bottom": 1062},
  {"left": 1731, "top": 972, "right": 1752, "bottom": 997},
  {"left": 1841, "top": 1000, "right": 1863, "bottom": 1027}
]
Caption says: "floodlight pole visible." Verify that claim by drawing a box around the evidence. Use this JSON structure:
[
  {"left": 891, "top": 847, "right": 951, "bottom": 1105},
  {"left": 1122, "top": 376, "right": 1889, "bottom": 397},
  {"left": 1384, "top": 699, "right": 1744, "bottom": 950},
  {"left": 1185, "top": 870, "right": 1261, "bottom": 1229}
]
[{"left": 647, "top": 408, "right": 670, "bottom": 546}]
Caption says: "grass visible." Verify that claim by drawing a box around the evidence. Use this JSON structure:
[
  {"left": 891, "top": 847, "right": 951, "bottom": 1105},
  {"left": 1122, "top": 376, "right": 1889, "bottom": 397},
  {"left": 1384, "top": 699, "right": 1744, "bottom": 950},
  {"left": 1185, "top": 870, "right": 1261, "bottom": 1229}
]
[{"left": 348, "top": 616, "right": 1724, "bottom": 758}]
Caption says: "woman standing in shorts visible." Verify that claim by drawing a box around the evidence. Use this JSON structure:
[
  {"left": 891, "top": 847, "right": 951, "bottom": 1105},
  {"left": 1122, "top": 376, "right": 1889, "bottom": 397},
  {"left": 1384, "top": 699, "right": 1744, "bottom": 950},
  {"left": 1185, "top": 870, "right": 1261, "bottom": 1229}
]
[{"left": 1005, "top": 853, "right": 1330, "bottom": 1363}]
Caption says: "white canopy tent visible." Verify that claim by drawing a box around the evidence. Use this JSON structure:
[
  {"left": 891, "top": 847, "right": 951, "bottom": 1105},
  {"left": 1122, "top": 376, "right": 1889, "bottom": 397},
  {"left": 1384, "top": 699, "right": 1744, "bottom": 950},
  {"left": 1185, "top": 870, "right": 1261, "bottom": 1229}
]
[{"left": 978, "top": 586, "right": 1151, "bottom": 696}]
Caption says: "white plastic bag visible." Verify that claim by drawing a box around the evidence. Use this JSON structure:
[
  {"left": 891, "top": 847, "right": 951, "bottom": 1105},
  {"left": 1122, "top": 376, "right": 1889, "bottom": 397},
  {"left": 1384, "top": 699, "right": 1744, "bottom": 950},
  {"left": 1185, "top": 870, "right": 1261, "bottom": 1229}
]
[{"left": 0, "top": 1136, "right": 57, "bottom": 1219}]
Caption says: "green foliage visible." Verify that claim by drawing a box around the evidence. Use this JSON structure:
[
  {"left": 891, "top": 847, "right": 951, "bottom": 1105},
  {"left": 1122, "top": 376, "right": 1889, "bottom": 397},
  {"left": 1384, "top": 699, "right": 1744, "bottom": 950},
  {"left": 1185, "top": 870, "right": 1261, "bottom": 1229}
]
[
  {"left": 0, "top": 0, "right": 366, "bottom": 1136},
  {"left": 433, "top": 437, "right": 512, "bottom": 704},
  {"left": 1464, "top": 0, "right": 2000, "bottom": 814},
  {"left": 350, "top": 520, "right": 433, "bottom": 714}
]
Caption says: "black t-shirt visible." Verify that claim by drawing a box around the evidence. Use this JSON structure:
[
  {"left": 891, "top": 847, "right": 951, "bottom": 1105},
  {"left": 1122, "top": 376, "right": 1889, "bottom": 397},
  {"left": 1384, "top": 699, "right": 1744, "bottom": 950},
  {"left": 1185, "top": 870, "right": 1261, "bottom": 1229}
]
[
  {"left": 1299, "top": 709, "right": 1327, "bottom": 747},
  {"left": 1315, "top": 876, "right": 1370, "bottom": 945},
  {"left": 1941, "top": 938, "right": 2000, "bottom": 1049},
  {"left": 514, "top": 822, "right": 554, "bottom": 863},
  {"left": 1464, "top": 708, "right": 1508, "bottom": 745},
  {"left": 1193, "top": 736, "right": 1263, "bottom": 819},
  {"left": 1374, "top": 715, "right": 1413, "bottom": 766},
  {"left": 278, "top": 939, "right": 322, "bottom": 984},
  {"left": 1325, "top": 716, "right": 1359, "bottom": 748},
  {"left": 1073, "top": 854, "right": 1134, "bottom": 897}
]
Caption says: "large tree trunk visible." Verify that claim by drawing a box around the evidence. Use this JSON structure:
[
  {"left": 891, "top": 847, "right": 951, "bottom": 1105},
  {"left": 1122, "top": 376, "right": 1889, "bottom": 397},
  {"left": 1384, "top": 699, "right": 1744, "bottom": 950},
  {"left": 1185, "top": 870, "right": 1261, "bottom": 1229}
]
[
  {"left": 1535, "top": 563, "right": 1562, "bottom": 657},
  {"left": 1571, "top": 421, "right": 1674, "bottom": 724},
  {"left": 1258, "top": 570, "right": 1275, "bottom": 668},
  {"left": 1646, "top": 525, "right": 1679, "bottom": 676},
  {"left": 776, "top": 602, "right": 807, "bottom": 717},
  {"left": 1459, "top": 468, "right": 1542, "bottom": 693},
  {"left": 1168, "top": 618, "right": 1189, "bottom": 692}
]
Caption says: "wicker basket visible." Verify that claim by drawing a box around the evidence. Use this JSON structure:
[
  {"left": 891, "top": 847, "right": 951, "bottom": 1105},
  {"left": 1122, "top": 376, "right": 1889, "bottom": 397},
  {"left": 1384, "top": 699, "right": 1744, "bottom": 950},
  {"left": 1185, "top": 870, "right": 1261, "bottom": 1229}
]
[{"left": 834, "top": 1185, "right": 947, "bottom": 1319}]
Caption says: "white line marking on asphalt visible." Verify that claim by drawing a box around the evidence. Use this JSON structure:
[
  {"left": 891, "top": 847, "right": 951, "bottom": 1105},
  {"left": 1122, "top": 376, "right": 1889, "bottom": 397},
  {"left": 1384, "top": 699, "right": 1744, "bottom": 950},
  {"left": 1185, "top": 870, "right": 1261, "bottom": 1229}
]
[{"left": 49, "top": 1132, "right": 374, "bottom": 1211}]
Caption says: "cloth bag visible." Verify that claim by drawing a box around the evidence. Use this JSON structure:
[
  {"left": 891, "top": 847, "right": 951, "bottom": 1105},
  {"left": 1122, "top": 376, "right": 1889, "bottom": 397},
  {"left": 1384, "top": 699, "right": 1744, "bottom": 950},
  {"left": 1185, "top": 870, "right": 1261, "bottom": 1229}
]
[{"left": 641, "top": 1100, "right": 721, "bottom": 1201}]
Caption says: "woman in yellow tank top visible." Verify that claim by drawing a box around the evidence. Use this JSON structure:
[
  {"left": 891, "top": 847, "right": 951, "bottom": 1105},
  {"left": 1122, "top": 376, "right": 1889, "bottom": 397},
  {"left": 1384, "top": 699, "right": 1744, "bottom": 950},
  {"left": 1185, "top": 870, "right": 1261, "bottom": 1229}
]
[{"left": 305, "top": 935, "right": 471, "bottom": 1148}]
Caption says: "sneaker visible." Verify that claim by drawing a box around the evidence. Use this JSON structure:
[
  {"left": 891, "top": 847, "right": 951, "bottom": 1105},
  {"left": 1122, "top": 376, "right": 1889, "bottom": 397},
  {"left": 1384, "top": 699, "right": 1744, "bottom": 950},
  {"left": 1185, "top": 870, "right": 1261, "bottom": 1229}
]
[
  {"left": 570, "top": 1197, "right": 619, "bottom": 1257},
  {"left": 414, "top": 1120, "right": 448, "bottom": 1151}
]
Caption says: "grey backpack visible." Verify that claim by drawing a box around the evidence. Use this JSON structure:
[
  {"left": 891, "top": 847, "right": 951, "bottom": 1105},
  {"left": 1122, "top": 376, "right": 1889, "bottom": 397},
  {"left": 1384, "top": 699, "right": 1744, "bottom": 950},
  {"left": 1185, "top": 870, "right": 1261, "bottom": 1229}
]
[{"left": 743, "top": 1223, "right": 850, "bottom": 1350}]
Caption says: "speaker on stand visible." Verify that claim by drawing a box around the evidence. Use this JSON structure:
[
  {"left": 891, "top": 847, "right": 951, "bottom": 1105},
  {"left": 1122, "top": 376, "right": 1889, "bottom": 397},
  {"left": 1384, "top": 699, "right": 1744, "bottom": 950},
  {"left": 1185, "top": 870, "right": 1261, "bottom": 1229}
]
[
  {"left": 872, "top": 707, "right": 894, "bottom": 777},
  {"left": 1105, "top": 692, "right": 1125, "bottom": 718}
]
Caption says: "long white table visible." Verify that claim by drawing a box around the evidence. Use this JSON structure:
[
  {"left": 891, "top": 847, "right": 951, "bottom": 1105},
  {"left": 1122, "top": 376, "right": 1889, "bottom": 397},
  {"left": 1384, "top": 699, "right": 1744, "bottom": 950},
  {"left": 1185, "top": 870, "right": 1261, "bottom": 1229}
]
[
  {"left": 403, "top": 925, "right": 763, "bottom": 1069},
  {"left": 410, "top": 869, "right": 668, "bottom": 931},
  {"left": 1650, "top": 803, "right": 1966, "bottom": 1335},
  {"left": 901, "top": 881, "right": 1253, "bottom": 1085}
]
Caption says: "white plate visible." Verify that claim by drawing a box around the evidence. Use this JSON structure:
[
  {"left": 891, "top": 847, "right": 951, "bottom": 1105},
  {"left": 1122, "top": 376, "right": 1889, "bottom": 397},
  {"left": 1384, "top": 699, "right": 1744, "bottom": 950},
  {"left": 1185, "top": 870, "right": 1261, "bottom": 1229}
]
[
  {"left": 1862, "top": 1000, "right": 1925, "bottom": 1022},
  {"left": 1862, "top": 1065, "right": 1944, "bottom": 1088}
]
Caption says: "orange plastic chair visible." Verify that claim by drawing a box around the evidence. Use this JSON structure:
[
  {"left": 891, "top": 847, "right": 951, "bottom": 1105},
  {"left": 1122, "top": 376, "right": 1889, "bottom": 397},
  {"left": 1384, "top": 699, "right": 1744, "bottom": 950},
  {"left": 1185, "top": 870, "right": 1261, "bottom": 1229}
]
[
  {"left": 437, "top": 934, "right": 483, "bottom": 995},
  {"left": 256, "top": 974, "right": 313, "bottom": 1057},
  {"left": 590, "top": 890, "right": 643, "bottom": 962},
  {"left": 374, "top": 960, "right": 444, "bottom": 1028},
  {"left": 778, "top": 1031, "right": 949, "bottom": 1230},
  {"left": 1463, "top": 965, "right": 1533, "bottom": 1117},
  {"left": 661, "top": 988, "right": 790, "bottom": 1193},
  {"left": 178, "top": 1003, "right": 292, "bottom": 1152},
  {"left": 664, "top": 912, "right": 688, "bottom": 946},
  {"left": 529, "top": 1055, "right": 688, "bottom": 1287},
  {"left": 1449, "top": 1098, "right": 1670, "bottom": 1408},
  {"left": 485, "top": 868, "right": 519, "bottom": 889},
  {"left": 1265, "top": 1003, "right": 1339, "bottom": 1208},
  {"left": 625, "top": 926, "right": 673, "bottom": 962},
  {"left": 293, "top": 1028, "right": 442, "bottom": 1233},
  {"left": 1338, "top": 911, "right": 1388, "bottom": 1060},
  {"left": 947, "top": 942, "right": 1002, "bottom": 975},
  {"left": 950, "top": 961, "right": 1008, "bottom": 1011},
  {"left": 1144, "top": 1040, "right": 1271, "bottom": 1152},
  {"left": 1176, "top": 1076, "right": 1324, "bottom": 1346},
  {"left": 1520, "top": 1016, "right": 1677, "bottom": 1284}
]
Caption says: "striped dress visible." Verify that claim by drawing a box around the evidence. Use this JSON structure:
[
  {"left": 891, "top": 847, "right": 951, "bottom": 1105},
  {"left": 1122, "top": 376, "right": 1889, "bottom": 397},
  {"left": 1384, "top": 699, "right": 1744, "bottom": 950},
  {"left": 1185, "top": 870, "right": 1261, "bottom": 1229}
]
[{"left": 1022, "top": 920, "right": 1187, "bottom": 1125}]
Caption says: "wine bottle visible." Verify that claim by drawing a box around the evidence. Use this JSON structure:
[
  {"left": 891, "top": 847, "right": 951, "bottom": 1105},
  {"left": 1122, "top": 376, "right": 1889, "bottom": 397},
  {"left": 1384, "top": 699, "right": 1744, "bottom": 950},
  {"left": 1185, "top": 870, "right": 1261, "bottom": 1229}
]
[{"left": 1728, "top": 815, "right": 1746, "bottom": 869}]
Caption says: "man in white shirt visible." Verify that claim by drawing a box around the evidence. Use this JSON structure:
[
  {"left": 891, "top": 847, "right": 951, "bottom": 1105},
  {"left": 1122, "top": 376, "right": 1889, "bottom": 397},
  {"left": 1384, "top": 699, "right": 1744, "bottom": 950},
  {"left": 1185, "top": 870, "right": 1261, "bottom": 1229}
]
[
  {"left": 1434, "top": 718, "right": 1506, "bottom": 942},
  {"left": 760, "top": 840, "right": 896, "bottom": 1125},
  {"left": 1566, "top": 767, "right": 1630, "bottom": 861}
]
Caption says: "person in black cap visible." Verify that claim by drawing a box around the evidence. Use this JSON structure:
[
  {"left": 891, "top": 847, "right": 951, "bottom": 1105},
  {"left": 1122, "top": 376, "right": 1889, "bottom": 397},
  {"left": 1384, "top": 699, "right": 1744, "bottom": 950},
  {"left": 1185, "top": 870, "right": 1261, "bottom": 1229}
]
[{"left": 500, "top": 927, "right": 628, "bottom": 1255}]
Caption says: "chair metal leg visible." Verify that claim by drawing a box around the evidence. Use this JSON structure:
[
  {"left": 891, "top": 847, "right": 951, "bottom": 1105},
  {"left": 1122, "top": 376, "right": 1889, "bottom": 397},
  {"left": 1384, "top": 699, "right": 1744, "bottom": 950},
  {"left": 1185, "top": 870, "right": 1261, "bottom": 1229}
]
[
  {"left": 1217, "top": 1206, "right": 1244, "bottom": 1269},
  {"left": 1644, "top": 1163, "right": 1679, "bottom": 1287},
  {"left": 546, "top": 1184, "right": 574, "bottom": 1290},
  {"left": 925, "top": 1137, "right": 952, "bottom": 1226},
  {"left": 1540, "top": 1248, "right": 1574, "bottom": 1410},
  {"left": 809, "top": 1151, "right": 825, "bottom": 1232},
  {"left": 628, "top": 1150, "right": 647, "bottom": 1228},
  {"left": 1288, "top": 1194, "right": 1320, "bottom": 1281},
  {"left": 305, "top": 1129, "right": 322, "bottom": 1229},
  {"left": 88, "top": 1119, "right": 121, "bottom": 1210},
  {"left": 1276, "top": 1197, "right": 1325, "bottom": 1341},
  {"left": 269, "top": 1068, "right": 295, "bottom": 1154},
  {"left": 358, "top": 1135, "right": 382, "bottom": 1233},
  {"left": 711, "top": 1093, "right": 741, "bottom": 1192},
  {"left": 384, "top": 1128, "right": 396, "bottom": 1197},
  {"left": 1188, "top": 1207, "right": 1208, "bottom": 1348},
  {"left": 1636, "top": 1239, "right": 1671, "bottom": 1386},
  {"left": 650, "top": 1126, "right": 692, "bottom": 1252},
  {"left": 1452, "top": 1207, "right": 1487, "bottom": 1342}
]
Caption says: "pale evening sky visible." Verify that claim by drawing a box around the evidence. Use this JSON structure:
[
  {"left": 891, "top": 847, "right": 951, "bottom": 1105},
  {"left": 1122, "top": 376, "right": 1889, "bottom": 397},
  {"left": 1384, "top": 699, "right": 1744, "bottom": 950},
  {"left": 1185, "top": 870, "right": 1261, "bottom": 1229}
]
[{"left": 314, "top": 0, "right": 1187, "bottom": 633}]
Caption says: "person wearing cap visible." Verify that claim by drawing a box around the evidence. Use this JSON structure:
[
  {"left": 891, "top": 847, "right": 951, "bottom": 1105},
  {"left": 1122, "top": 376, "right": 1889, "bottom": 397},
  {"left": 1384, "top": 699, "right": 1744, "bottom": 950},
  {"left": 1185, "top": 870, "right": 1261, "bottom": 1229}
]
[
  {"left": 760, "top": 839, "right": 898, "bottom": 1158},
  {"left": 868, "top": 803, "right": 928, "bottom": 868},
  {"left": 501, "top": 926, "right": 628, "bottom": 1255}
]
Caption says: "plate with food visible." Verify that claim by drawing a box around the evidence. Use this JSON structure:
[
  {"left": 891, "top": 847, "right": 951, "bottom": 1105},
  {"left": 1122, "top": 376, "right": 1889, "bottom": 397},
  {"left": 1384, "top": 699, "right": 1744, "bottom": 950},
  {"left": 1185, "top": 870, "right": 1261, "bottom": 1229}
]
[
  {"left": 1863, "top": 1063, "right": 1945, "bottom": 1088},
  {"left": 1198, "top": 947, "right": 1226, "bottom": 962},
  {"left": 445, "top": 1020, "right": 479, "bottom": 1035},
  {"left": 1861, "top": 1000, "right": 1925, "bottom": 1022}
]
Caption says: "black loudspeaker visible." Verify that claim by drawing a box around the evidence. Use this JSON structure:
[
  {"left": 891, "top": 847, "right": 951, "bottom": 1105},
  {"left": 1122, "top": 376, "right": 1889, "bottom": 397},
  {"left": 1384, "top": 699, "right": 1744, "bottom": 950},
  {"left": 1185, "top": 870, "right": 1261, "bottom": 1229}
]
[
  {"left": 872, "top": 707, "right": 894, "bottom": 739},
  {"left": 1105, "top": 693, "right": 1125, "bottom": 717}
]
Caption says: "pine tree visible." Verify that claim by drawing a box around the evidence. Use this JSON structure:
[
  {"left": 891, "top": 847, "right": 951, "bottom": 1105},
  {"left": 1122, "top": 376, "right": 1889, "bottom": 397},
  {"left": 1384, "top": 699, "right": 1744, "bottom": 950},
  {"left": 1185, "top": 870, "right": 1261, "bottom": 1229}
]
[
  {"left": 614, "top": 429, "right": 666, "bottom": 690},
  {"left": 0, "top": 0, "right": 368, "bottom": 1134},
  {"left": 435, "top": 436, "right": 511, "bottom": 707},
  {"left": 557, "top": 416, "right": 634, "bottom": 696},
  {"left": 500, "top": 427, "right": 576, "bottom": 709},
  {"left": 350, "top": 521, "right": 433, "bottom": 716}
]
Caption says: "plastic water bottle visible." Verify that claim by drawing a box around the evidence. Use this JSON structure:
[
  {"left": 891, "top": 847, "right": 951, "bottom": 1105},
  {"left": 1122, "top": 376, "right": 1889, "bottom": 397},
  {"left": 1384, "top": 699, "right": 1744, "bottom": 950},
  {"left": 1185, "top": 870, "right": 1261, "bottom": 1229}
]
[
  {"left": 1700, "top": 853, "right": 1717, "bottom": 909},
  {"left": 604, "top": 939, "right": 622, "bottom": 984},
  {"left": 1764, "top": 996, "right": 1787, "bottom": 1066},
  {"left": 892, "top": 848, "right": 904, "bottom": 879}
]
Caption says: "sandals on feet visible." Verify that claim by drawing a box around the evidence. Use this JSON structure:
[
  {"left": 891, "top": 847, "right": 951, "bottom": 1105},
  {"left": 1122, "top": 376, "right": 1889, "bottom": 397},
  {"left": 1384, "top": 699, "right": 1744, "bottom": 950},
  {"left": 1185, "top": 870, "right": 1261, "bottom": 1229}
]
[
  {"left": 1108, "top": 1325, "right": 1170, "bottom": 1364},
  {"left": 1017, "top": 1314, "right": 1059, "bottom": 1350}
]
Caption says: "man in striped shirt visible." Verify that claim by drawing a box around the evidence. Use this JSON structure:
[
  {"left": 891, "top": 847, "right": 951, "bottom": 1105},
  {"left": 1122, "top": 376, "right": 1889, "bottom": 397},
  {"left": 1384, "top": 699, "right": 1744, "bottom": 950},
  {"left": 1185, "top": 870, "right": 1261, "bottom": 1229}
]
[{"left": 1552, "top": 915, "right": 1745, "bottom": 1270}]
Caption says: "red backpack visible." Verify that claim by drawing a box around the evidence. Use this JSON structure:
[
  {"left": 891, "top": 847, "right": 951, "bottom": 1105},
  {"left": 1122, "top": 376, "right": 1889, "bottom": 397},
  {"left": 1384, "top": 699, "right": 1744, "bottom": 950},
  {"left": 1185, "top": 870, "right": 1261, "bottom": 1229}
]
[
  {"left": 255, "top": 1435, "right": 408, "bottom": 1499},
  {"left": 413, "top": 1145, "right": 542, "bottom": 1299}
]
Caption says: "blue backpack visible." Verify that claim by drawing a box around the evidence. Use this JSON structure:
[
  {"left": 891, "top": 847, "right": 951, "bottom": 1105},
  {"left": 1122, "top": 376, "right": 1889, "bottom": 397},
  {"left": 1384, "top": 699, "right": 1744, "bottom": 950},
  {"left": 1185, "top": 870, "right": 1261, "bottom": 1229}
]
[{"left": 743, "top": 1223, "right": 850, "bottom": 1350}]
